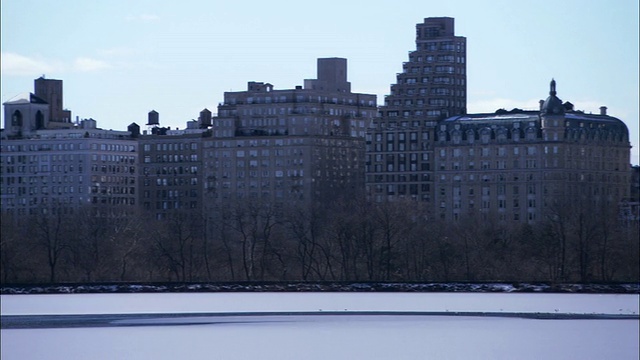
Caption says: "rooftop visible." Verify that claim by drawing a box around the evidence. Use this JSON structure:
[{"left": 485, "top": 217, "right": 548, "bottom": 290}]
[{"left": 3, "top": 92, "right": 48, "bottom": 105}]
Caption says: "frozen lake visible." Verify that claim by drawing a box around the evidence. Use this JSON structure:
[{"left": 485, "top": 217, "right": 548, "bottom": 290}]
[{"left": 2, "top": 292, "right": 639, "bottom": 359}]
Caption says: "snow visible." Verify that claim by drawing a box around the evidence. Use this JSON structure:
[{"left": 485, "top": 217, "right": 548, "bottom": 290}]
[
  {"left": 2, "top": 292, "right": 638, "bottom": 315},
  {"left": 2, "top": 293, "right": 639, "bottom": 359}
]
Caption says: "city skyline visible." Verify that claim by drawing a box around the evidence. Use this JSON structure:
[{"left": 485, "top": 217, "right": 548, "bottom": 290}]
[{"left": 2, "top": 0, "right": 638, "bottom": 164}]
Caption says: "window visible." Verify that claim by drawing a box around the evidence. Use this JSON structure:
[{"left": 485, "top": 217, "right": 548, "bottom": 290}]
[{"left": 499, "top": 199, "right": 506, "bottom": 209}]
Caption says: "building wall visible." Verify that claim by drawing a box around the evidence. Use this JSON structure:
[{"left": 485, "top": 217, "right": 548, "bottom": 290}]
[
  {"left": 206, "top": 58, "right": 377, "bottom": 209},
  {"left": 203, "top": 134, "right": 366, "bottom": 209},
  {"left": 0, "top": 128, "right": 138, "bottom": 218},
  {"left": 366, "top": 119, "right": 436, "bottom": 204},
  {"left": 3, "top": 97, "right": 50, "bottom": 137},
  {"left": 139, "top": 132, "right": 205, "bottom": 219},
  {"left": 367, "top": 107, "right": 631, "bottom": 223},
  {"left": 380, "top": 17, "right": 467, "bottom": 120},
  {"left": 34, "top": 77, "right": 72, "bottom": 123},
  {"left": 367, "top": 17, "right": 466, "bottom": 215}
]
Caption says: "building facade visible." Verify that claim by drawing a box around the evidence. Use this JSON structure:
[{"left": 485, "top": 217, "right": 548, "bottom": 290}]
[
  {"left": 367, "top": 17, "right": 466, "bottom": 205},
  {"left": 1, "top": 80, "right": 138, "bottom": 218},
  {"left": 0, "top": 123, "right": 138, "bottom": 217},
  {"left": 367, "top": 77, "right": 631, "bottom": 223},
  {"left": 3, "top": 92, "right": 50, "bottom": 138},
  {"left": 432, "top": 80, "right": 630, "bottom": 223},
  {"left": 1, "top": 22, "right": 633, "bottom": 226},
  {"left": 34, "top": 76, "right": 72, "bottom": 126},
  {"left": 138, "top": 124, "right": 207, "bottom": 220},
  {"left": 379, "top": 17, "right": 467, "bottom": 119},
  {"left": 205, "top": 58, "right": 377, "bottom": 209}
]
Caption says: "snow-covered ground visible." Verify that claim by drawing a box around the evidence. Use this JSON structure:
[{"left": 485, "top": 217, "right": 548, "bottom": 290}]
[
  {"left": 2, "top": 292, "right": 638, "bottom": 315},
  {"left": 2, "top": 292, "right": 639, "bottom": 359}
]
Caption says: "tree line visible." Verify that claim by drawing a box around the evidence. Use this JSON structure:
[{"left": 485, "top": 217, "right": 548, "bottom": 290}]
[{"left": 1, "top": 198, "right": 638, "bottom": 284}]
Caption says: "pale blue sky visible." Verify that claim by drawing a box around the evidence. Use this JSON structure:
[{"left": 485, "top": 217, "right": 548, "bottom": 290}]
[{"left": 2, "top": 0, "right": 638, "bottom": 164}]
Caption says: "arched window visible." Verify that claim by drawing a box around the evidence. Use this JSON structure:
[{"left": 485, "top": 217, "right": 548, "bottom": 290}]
[
  {"left": 11, "top": 110, "right": 23, "bottom": 127},
  {"left": 451, "top": 130, "right": 461, "bottom": 144},
  {"left": 466, "top": 129, "right": 475, "bottom": 144},
  {"left": 480, "top": 128, "right": 491, "bottom": 143},
  {"left": 496, "top": 127, "right": 508, "bottom": 142},
  {"left": 36, "top": 110, "right": 45, "bottom": 129}
]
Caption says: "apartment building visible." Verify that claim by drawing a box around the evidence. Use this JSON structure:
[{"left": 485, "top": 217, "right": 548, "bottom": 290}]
[
  {"left": 368, "top": 75, "right": 631, "bottom": 223},
  {"left": 433, "top": 80, "right": 630, "bottom": 223},
  {"left": 138, "top": 121, "right": 206, "bottom": 220},
  {"left": 367, "top": 17, "right": 466, "bottom": 205},
  {"left": 205, "top": 58, "right": 377, "bottom": 209},
  {"left": 1, "top": 82, "right": 138, "bottom": 218},
  {"left": 366, "top": 17, "right": 630, "bottom": 223},
  {"left": 379, "top": 17, "right": 466, "bottom": 119},
  {"left": 0, "top": 123, "right": 138, "bottom": 217}
]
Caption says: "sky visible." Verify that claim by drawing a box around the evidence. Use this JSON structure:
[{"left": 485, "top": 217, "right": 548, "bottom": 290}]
[{"left": 1, "top": 0, "right": 638, "bottom": 164}]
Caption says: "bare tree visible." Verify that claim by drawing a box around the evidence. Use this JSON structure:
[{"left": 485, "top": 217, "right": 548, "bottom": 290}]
[
  {"left": 152, "top": 211, "right": 203, "bottom": 281},
  {"left": 1, "top": 212, "right": 33, "bottom": 282},
  {"left": 28, "top": 208, "right": 73, "bottom": 283}
]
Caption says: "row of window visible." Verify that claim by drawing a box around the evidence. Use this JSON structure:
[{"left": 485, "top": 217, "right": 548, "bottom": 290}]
[
  {"left": 213, "top": 169, "right": 305, "bottom": 179},
  {"left": 143, "top": 154, "right": 199, "bottom": 163},
  {"left": 442, "top": 184, "right": 537, "bottom": 196},
  {"left": 143, "top": 189, "right": 199, "bottom": 199},
  {"left": 437, "top": 159, "right": 538, "bottom": 170},
  {"left": 411, "top": 53, "right": 466, "bottom": 63},
  {"left": 3, "top": 196, "right": 84, "bottom": 207},
  {"left": 2, "top": 175, "right": 84, "bottom": 185},
  {"left": 403, "top": 76, "right": 464, "bottom": 85},
  {"left": 90, "top": 186, "right": 135, "bottom": 195},
  {"left": 208, "top": 138, "right": 307, "bottom": 148},
  {"left": 438, "top": 146, "right": 542, "bottom": 157},
  {"left": 2, "top": 143, "right": 134, "bottom": 152},
  {"left": 442, "top": 211, "right": 537, "bottom": 222},
  {"left": 236, "top": 95, "right": 375, "bottom": 106},
  {"left": 3, "top": 164, "right": 85, "bottom": 174},
  {"left": 143, "top": 178, "right": 199, "bottom": 186},
  {"left": 415, "top": 39, "right": 464, "bottom": 51},
  {"left": 142, "top": 143, "right": 198, "bottom": 152},
  {"left": 144, "top": 201, "right": 199, "bottom": 211},
  {"left": 143, "top": 166, "right": 198, "bottom": 175}
]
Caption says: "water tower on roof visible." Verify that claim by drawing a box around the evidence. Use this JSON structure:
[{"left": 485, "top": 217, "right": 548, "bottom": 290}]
[
  {"left": 199, "top": 108, "right": 212, "bottom": 128},
  {"left": 147, "top": 110, "right": 159, "bottom": 125}
]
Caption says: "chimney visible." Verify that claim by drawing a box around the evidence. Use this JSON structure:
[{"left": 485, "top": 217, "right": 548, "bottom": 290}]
[
  {"left": 539, "top": 100, "right": 544, "bottom": 111},
  {"left": 599, "top": 106, "right": 607, "bottom": 115}
]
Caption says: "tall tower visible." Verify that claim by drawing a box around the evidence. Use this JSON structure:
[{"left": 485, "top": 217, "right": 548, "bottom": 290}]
[
  {"left": 304, "top": 57, "right": 351, "bottom": 93},
  {"left": 379, "top": 17, "right": 466, "bottom": 119},
  {"left": 366, "top": 17, "right": 466, "bottom": 207},
  {"left": 34, "top": 76, "right": 72, "bottom": 123}
]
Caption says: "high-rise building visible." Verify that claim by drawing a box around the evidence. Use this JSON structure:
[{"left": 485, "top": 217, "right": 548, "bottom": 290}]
[
  {"left": 367, "top": 17, "right": 467, "bottom": 205},
  {"left": 205, "top": 58, "right": 377, "bottom": 209},
  {"left": 0, "top": 120, "right": 138, "bottom": 218},
  {"left": 366, "top": 17, "right": 631, "bottom": 223},
  {"left": 379, "top": 17, "right": 466, "bottom": 119},
  {"left": 367, "top": 75, "right": 631, "bottom": 223},
  {"left": 138, "top": 124, "right": 206, "bottom": 220},
  {"left": 1, "top": 79, "right": 138, "bottom": 218},
  {"left": 431, "top": 80, "right": 630, "bottom": 223}
]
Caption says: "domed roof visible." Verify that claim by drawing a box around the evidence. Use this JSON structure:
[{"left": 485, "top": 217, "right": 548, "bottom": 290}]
[{"left": 541, "top": 79, "right": 564, "bottom": 115}]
